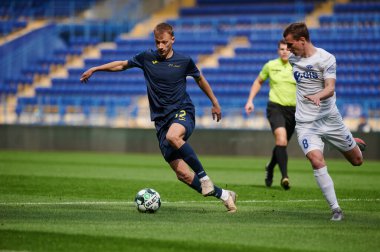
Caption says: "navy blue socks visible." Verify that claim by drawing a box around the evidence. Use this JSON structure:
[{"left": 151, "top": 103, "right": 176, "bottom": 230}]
[{"left": 178, "top": 142, "right": 207, "bottom": 179}]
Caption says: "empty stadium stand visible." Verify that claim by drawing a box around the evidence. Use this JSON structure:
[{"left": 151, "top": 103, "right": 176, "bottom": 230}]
[{"left": 0, "top": 0, "right": 378, "bottom": 131}]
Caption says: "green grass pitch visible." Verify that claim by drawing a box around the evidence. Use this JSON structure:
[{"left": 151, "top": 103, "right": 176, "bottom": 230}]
[{"left": 0, "top": 150, "right": 379, "bottom": 251}]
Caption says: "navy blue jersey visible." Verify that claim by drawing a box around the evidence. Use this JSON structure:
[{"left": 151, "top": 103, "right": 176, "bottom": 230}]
[{"left": 127, "top": 49, "right": 200, "bottom": 121}]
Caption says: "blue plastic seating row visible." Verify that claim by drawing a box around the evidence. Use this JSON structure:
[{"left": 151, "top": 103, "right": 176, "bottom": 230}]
[
  {"left": 85, "top": 55, "right": 202, "bottom": 68},
  {"left": 320, "top": 14, "right": 380, "bottom": 24},
  {"left": 334, "top": 3, "right": 380, "bottom": 12},
  {"left": 310, "top": 27, "right": 378, "bottom": 35},
  {"left": 17, "top": 95, "right": 131, "bottom": 107},
  {"left": 218, "top": 63, "right": 267, "bottom": 69},
  {"left": 35, "top": 86, "right": 146, "bottom": 96},
  {"left": 69, "top": 37, "right": 100, "bottom": 47},
  {"left": 188, "top": 86, "right": 267, "bottom": 97},
  {"left": 188, "top": 76, "right": 254, "bottom": 85},
  {"left": 167, "top": 15, "right": 300, "bottom": 27},
  {"left": 336, "top": 87, "right": 379, "bottom": 97},
  {"left": 0, "top": 85, "right": 17, "bottom": 94},
  {"left": 203, "top": 73, "right": 257, "bottom": 79},
  {"left": 3, "top": 77, "right": 34, "bottom": 87},
  {"left": 196, "top": 0, "right": 324, "bottom": 4},
  {"left": 0, "top": 20, "right": 27, "bottom": 35},
  {"left": 180, "top": 4, "right": 314, "bottom": 16},
  {"left": 219, "top": 57, "right": 274, "bottom": 65},
  {"left": 242, "top": 43, "right": 380, "bottom": 52},
  {"left": 54, "top": 48, "right": 82, "bottom": 57},
  {"left": 21, "top": 66, "right": 50, "bottom": 75},
  {"left": 115, "top": 44, "right": 217, "bottom": 52},
  {"left": 2, "top": 0, "right": 97, "bottom": 19},
  {"left": 202, "top": 66, "right": 262, "bottom": 74},
  {"left": 219, "top": 55, "right": 380, "bottom": 65},
  {"left": 37, "top": 56, "right": 66, "bottom": 66},
  {"left": 115, "top": 37, "right": 229, "bottom": 47},
  {"left": 101, "top": 47, "right": 214, "bottom": 56},
  {"left": 16, "top": 95, "right": 132, "bottom": 117}
]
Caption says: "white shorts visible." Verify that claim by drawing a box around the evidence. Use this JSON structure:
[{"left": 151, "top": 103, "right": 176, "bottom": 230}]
[{"left": 295, "top": 112, "right": 356, "bottom": 155}]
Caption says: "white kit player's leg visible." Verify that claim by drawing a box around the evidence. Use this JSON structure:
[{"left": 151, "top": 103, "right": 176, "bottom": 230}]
[{"left": 314, "top": 167, "right": 339, "bottom": 209}]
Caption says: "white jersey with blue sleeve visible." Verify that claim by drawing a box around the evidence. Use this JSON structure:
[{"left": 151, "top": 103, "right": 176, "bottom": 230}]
[{"left": 288, "top": 48, "right": 339, "bottom": 122}]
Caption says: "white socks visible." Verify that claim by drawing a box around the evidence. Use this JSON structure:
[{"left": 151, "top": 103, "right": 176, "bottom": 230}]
[
  {"left": 314, "top": 166, "right": 340, "bottom": 210},
  {"left": 220, "top": 189, "right": 229, "bottom": 201},
  {"left": 199, "top": 175, "right": 210, "bottom": 182}
]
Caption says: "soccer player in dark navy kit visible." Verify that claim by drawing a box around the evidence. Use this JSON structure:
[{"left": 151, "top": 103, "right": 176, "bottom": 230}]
[{"left": 80, "top": 23, "right": 237, "bottom": 213}]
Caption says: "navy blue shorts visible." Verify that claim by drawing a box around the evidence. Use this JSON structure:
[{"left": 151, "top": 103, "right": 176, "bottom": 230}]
[{"left": 155, "top": 109, "right": 195, "bottom": 162}]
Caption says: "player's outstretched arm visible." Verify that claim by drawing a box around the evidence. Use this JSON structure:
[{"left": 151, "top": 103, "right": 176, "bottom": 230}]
[
  {"left": 245, "top": 76, "right": 264, "bottom": 115},
  {"left": 194, "top": 74, "right": 222, "bottom": 122},
  {"left": 80, "top": 60, "right": 129, "bottom": 83}
]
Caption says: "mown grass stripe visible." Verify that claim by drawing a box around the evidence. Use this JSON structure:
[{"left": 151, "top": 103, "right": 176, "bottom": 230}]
[{"left": 0, "top": 198, "right": 378, "bottom": 206}]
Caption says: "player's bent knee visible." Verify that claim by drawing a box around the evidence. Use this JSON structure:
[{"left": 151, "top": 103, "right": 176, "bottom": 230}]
[
  {"left": 307, "top": 152, "right": 325, "bottom": 169},
  {"left": 310, "top": 160, "right": 325, "bottom": 169}
]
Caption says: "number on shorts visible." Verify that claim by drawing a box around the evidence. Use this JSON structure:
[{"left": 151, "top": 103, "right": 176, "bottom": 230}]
[
  {"left": 302, "top": 139, "right": 309, "bottom": 149},
  {"left": 175, "top": 110, "right": 186, "bottom": 121}
]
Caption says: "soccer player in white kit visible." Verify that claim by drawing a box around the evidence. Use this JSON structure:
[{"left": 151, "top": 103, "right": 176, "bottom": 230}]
[{"left": 283, "top": 22, "right": 366, "bottom": 221}]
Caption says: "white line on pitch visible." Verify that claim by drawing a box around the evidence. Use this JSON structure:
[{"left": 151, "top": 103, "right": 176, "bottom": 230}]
[{"left": 0, "top": 198, "right": 378, "bottom": 206}]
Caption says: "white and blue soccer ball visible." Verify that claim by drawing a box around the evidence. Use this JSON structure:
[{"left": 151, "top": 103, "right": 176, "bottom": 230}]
[{"left": 134, "top": 188, "right": 161, "bottom": 213}]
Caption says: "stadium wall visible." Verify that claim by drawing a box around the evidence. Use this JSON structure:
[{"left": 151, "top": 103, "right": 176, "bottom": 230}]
[{"left": 0, "top": 125, "right": 378, "bottom": 160}]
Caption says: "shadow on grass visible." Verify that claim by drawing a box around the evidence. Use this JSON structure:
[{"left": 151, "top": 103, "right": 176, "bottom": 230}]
[{"left": 0, "top": 229, "right": 304, "bottom": 252}]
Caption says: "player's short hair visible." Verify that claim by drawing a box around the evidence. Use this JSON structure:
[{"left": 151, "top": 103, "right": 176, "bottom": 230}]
[
  {"left": 283, "top": 22, "right": 310, "bottom": 41},
  {"left": 154, "top": 23, "right": 174, "bottom": 37},
  {"left": 278, "top": 39, "right": 287, "bottom": 48}
]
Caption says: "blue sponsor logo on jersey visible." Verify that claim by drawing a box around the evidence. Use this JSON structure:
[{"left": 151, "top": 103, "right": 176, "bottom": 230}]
[{"left": 294, "top": 71, "right": 318, "bottom": 83}]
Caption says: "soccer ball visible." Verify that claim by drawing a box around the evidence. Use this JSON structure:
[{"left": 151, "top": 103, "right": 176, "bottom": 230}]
[{"left": 134, "top": 188, "right": 161, "bottom": 213}]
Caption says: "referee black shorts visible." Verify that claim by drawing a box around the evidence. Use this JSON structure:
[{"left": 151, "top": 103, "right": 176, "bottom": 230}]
[{"left": 266, "top": 101, "right": 296, "bottom": 141}]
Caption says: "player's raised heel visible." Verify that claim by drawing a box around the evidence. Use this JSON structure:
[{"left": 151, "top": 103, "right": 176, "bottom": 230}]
[
  {"left": 223, "top": 190, "right": 237, "bottom": 213},
  {"left": 200, "top": 179, "right": 215, "bottom": 196},
  {"left": 331, "top": 207, "right": 344, "bottom": 221},
  {"left": 280, "top": 177, "right": 290, "bottom": 190},
  {"left": 354, "top": 137, "right": 366, "bottom": 152}
]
